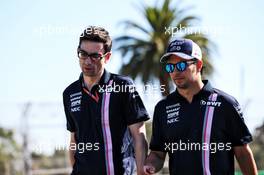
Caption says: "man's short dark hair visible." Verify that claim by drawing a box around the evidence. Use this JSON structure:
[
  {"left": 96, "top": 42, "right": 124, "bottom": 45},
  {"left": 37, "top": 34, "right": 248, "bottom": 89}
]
[{"left": 78, "top": 26, "right": 112, "bottom": 53}]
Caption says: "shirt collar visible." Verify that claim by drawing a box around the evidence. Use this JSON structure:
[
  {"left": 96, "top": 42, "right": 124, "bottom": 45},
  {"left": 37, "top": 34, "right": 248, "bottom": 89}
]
[
  {"left": 200, "top": 80, "right": 214, "bottom": 94},
  {"left": 79, "top": 69, "right": 111, "bottom": 89},
  {"left": 97, "top": 69, "right": 111, "bottom": 85}
]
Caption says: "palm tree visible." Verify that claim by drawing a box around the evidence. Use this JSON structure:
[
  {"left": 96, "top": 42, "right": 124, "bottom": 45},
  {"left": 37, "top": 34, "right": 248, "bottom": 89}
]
[{"left": 114, "top": 0, "right": 215, "bottom": 96}]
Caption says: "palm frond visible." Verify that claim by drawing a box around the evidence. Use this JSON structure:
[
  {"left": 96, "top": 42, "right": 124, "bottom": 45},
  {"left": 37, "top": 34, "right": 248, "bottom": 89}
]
[
  {"left": 114, "top": 0, "right": 216, "bottom": 96},
  {"left": 119, "top": 20, "right": 151, "bottom": 36}
]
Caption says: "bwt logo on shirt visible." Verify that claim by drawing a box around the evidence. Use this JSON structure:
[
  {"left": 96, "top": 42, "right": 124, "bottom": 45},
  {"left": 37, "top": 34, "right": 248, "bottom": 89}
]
[{"left": 200, "top": 100, "right": 221, "bottom": 107}]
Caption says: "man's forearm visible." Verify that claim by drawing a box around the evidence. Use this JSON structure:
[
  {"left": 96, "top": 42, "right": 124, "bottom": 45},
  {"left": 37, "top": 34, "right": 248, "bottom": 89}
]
[
  {"left": 236, "top": 153, "right": 257, "bottom": 175},
  {"left": 69, "top": 149, "right": 75, "bottom": 167},
  {"left": 69, "top": 132, "right": 76, "bottom": 167},
  {"left": 235, "top": 145, "right": 258, "bottom": 175},
  {"left": 134, "top": 133, "right": 148, "bottom": 175}
]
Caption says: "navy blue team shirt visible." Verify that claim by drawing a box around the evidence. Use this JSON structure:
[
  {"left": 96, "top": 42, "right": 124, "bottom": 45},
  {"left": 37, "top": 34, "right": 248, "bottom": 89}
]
[
  {"left": 63, "top": 70, "right": 149, "bottom": 175},
  {"left": 150, "top": 80, "right": 252, "bottom": 175}
]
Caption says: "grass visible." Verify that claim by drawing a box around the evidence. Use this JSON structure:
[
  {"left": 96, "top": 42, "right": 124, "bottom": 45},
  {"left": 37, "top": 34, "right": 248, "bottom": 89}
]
[{"left": 235, "top": 170, "right": 264, "bottom": 175}]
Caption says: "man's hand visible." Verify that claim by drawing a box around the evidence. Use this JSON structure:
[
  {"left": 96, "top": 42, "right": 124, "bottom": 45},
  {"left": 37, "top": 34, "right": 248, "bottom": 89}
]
[
  {"left": 143, "top": 164, "right": 156, "bottom": 174},
  {"left": 144, "top": 151, "right": 166, "bottom": 174}
]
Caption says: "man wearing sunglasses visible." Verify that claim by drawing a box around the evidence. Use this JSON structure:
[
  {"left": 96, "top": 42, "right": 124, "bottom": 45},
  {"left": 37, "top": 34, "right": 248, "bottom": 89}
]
[
  {"left": 144, "top": 39, "right": 257, "bottom": 175},
  {"left": 63, "top": 26, "right": 149, "bottom": 175}
]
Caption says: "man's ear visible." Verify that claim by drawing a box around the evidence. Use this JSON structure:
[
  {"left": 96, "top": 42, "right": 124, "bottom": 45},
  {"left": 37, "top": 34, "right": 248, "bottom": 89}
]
[
  {"left": 197, "top": 60, "right": 203, "bottom": 72},
  {"left": 104, "top": 52, "right": 111, "bottom": 63}
]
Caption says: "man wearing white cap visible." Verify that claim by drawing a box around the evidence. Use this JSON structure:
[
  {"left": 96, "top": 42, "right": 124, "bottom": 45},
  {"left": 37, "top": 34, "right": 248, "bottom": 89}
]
[{"left": 143, "top": 39, "right": 257, "bottom": 175}]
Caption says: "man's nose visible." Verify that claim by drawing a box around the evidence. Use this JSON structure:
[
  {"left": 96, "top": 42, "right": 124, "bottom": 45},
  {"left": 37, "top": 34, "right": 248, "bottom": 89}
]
[
  {"left": 84, "top": 57, "right": 92, "bottom": 64},
  {"left": 172, "top": 69, "right": 182, "bottom": 76}
]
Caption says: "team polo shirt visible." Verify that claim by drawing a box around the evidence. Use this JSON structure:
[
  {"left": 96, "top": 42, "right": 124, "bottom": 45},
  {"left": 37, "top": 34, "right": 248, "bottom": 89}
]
[
  {"left": 150, "top": 80, "right": 252, "bottom": 175},
  {"left": 63, "top": 70, "right": 149, "bottom": 175}
]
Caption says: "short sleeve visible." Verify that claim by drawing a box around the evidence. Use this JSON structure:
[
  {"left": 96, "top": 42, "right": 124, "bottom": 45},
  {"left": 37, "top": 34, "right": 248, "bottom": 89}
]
[
  {"left": 149, "top": 105, "right": 165, "bottom": 152},
  {"left": 122, "top": 79, "right": 149, "bottom": 125},
  {"left": 63, "top": 91, "right": 76, "bottom": 132},
  {"left": 226, "top": 99, "right": 252, "bottom": 146}
]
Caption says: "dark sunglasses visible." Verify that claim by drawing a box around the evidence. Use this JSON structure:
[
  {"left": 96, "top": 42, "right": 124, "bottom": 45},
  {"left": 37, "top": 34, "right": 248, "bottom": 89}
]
[
  {"left": 165, "top": 59, "right": 197, "bottom": 73},
  {"left": 77, "top": 50, "right": 107, "bottom": 61}
]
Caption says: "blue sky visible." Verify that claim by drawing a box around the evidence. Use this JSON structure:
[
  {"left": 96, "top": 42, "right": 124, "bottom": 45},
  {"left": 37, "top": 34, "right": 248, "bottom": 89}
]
[{"left": 1, "top": 0, "right": 264, "bottom": 154}]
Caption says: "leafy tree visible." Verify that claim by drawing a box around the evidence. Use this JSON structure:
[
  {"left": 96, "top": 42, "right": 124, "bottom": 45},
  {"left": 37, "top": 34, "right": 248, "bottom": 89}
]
[
  {"left": 115, "top": 0, "right": 215, "bottom": 96},
  {"left": 251, "top": 120, "right": 264, "bottom": 169},
  {"left": 0, "top": 127, "right": 20, "bottom": 175}
]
